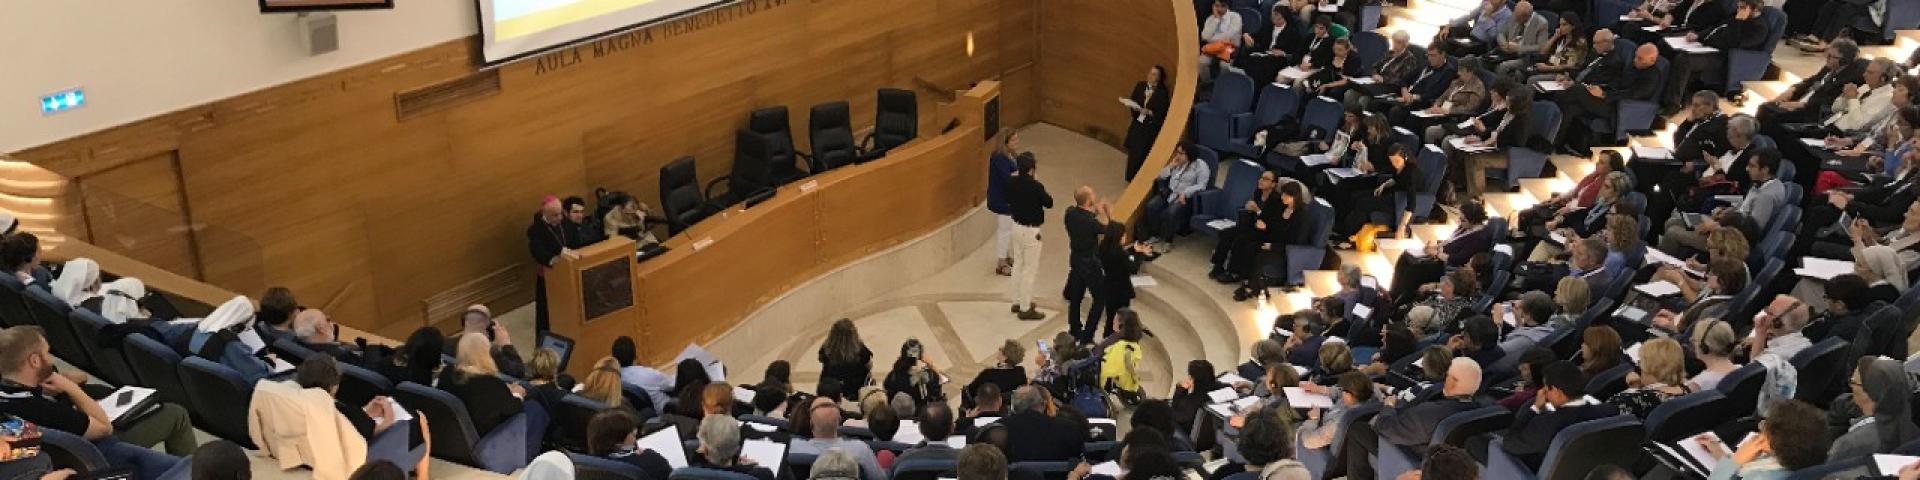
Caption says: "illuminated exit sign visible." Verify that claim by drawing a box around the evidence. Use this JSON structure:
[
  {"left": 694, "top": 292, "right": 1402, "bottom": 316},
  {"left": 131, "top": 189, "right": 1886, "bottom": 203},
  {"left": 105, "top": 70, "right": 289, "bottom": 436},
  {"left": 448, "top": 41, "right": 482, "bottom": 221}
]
[{"left": 41, "top": 88, "right": 85, "bottom": 115}]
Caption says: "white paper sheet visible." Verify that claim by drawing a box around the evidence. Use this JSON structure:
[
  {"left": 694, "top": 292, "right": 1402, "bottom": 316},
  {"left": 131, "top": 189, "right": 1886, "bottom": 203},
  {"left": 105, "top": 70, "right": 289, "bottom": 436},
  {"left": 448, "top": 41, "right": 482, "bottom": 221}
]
[
  {"left": 269, "top": 357, "right": 296, "bottom": 375},
  {"left": 741, "top": 439, "right": 787, "bottom": 469},
  {"left": 1410, "top": 109, "right": 1444, "bottom": 118},
  {"left": 1636, "top": 280, "right": 1683, "bottom": 297},
  {"left": 1130, "top": 275, "right": 1157, "bottom": 287},
  {"left": 1502, "top": 309, "right": 1518, "bottom": 327},
  {"left": 1283, "top": 387, "right": 1336, "bottom": 409},
  {"left": 1632, "top": 146, "right": 1674, "bottom": 159},
  {"left": 1350, "top": 76, "right": 1378, "bottom": 85},
  {"left": 1448, "top": 136, "right": 1496, "bottom": 153},
  {"left": 1361, "top": 276, "right": 1378, "bottom": 289},
  {"left": 639, "top": 425, "right": 690, "bottom": 468},
  {"left": 894, "top": 420, "right": 925, "bottom": 444},
  {"left": 100, "top": 386, "right": 157, "bottom": 423},
  {"left": 973, "top": 416, "right": 1001, "bottom": 428},
  {"left": 1794, "top": 257, "right": 1855, "bottom": 281},
  {"left": 1352, "top": 304, "right": 1374, "bottom": 320},
  {"left": 734, "top": 386, "right": 758, "bottom": 405},
  {"left": 1646, "top": 248, "right": 1705, "bottom": 277},
  {"left": 1208, "top": 387, "right": 1241, "bottom": 404},
  {"left": 388, "top": 397, "right": 414, "bottom": 422},
  {"left": 1548, "top": 231, "right": 1570, "bottom": 245},
  {"left": 1535, "top": 80, "right": 1570, "bottom": 92},
  {"left": 675, "top": 344, "right": 726, "bottom": 382},
  {"left": 1326, "top": 167, "right": 1364, "bottom": 179},
  {"left": 1318, "top": 4, "right": 1339, "bottom": 12},
  {"left": 1279, "top": 67, "right": 1317, "bottom": 80},
  {"left": 1091, "top": 462, "right": 1125, "bottom": 477},
  {"left": 1663, "top": 36, "right": 1719, "bottom": 53},
  {"left": 1626, "top": 342, "right": 1644, "bottom": 364},
  {"left": 1301, "top": 153, "right": 1335, "bottom": 166},
  {"left": 1118, "top": 98, "right": 1142, "bottom": 110},
  {"left": 1292, "top": 365, "right": 1311, "bottom": 376},
  {"left": 1207, "top": 218, "right": 1238, "bottom": 230},
  {"left": 1217, "top": 372, "right": 1251, "bottom": 385},
  {"left": 1874, "top": 454, "right": 1920, "bottom": 475}
]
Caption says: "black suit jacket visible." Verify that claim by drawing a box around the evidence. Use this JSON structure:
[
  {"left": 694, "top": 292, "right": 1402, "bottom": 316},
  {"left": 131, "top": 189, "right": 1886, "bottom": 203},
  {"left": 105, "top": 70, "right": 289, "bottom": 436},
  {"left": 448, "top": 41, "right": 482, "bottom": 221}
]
[
  {"left": 1699, "top": 16, "right": 1767, "bottom": 50},
  {"left": 1672, "top": 0, "right": 1729, "bottom": 32},
  {"left": 1470, "top": 107, "right": 1530, "bottom": 149},
  {"left": 1251, "top": 20, "right": 1306, "bottom": 59},
  {"left": 1374, "top": 396, "right": 1485, "bottom": 446},
  {"left": 1791, "top": 59, "right": 1867, "bottom": 110},
  {"left": 1003, "top": 411, "right": 1089, "bottom": 462},
  {"left": 1673, "top": 113, "right": 1730, "bottom": 162},
  {"left": 1408, "top": 63, "right": 1458, "bottom": 107},
  {"left": 1574, "top": 46, "right": 1627, "bottom": 86},
  {"left": 1500, "top": 403, "right": 1619, "bottom": 469},
  {"left": 1607, "top": 61, "right": 1664, "bottom": 102},
  {"left": 1128, "top": 82, "right": 1172, "bottom": 129},
  {"left": 1373, "top": 45, "right": 1429, "bottom": 87},
  {"left": 1303, "top": 35, "right": 1337, "bottom": 69}
]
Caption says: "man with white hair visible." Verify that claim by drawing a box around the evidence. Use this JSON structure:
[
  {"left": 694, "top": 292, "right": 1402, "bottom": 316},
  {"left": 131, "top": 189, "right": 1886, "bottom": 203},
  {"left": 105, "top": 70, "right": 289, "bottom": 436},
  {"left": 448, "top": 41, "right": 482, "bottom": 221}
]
[
  {"left": 527, "top": 195, "right": 581, "bottom": 337},
  {"left": 446, "top": 304, "right": 528, "bottom": 379},
  {"left": 1748, "top": 295, "right": 1814, "bottom": 361},
  {"left": 289, "top": 308, "right": 363, "bottom": 363},
  {"left": 1347, "top": 31, "right": 1429, "bottom": 109},
  {"left": 693, "top": 415, "right": 776, "bottom": 480},
  {"left": 790, "top": 401, "right": 885, "bottom": 480},
  {"left": 1344, "top": 358, "right": 1486, "bottom": 480}
]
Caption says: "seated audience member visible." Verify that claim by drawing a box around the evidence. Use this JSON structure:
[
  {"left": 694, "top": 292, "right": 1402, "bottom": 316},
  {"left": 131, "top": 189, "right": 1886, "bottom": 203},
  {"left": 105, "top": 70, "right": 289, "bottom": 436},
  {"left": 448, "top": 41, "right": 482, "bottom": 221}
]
[
  {"left": 0, "top": 327, "right": 188, "bottom": 476},
  {"left": 866, "top": 400, "right": 902, "bottom": 444},
  {"left": 1695, "top": 400, "right": 1830, "bottom": 479},
  {"left": 657, "top": 358, "right": 714, "bottom": 440},
  {"left": 1348, "top": 31, "right": 1427, "bottom": 109},
  {"left": 1363, "top": 324, "right": 1419, "bottom": 376},
  {"left": 1607, "top": 338, "right": 1688, "bottom": 418},
  {"left": 1747, "top": 295, "right": 1813, "bottom": 361},
  {"left": 1537, "top": 171, "right": 1631, "bottom": 256},
  {"left": 1496, "top": 292, "right": 1557, "bottom": 354},
  {"left": 1304, "top": 340, "right": 1355, "bottom": 392},
  {"left": 1068, "top": 428, "right": 1183, "bottom": 480},
  {"left": 254, "top": 286, "right": 300, "bottom": 341},
  {"left": 87, "top": 278, "right": 148, "bottom": 324},
  {"left": 294, "top": 355, "right": 398, "bottom": 441},
  {"left": 1173, "top": 360, "right": 1230, "bottom": 430},
  {"left": 1197, "top": 0, "right": 1244, "bottom": 80},
  {"left": 1665, "top": 0, "right": 1767, "bottom": 102},
  {"left": 48, "top": 258, "right": 99, "bottom": 307},
  {"left": 523, "top": 347, "right": 571, "bottom": 418},
  {"left": 611, "top": 336, "right": 671, "bottom": 411},
  {"left": 819, "top": 319, "right": 874, "bottom": 402},
  {"left": 1233, "top": 4, "right": 1301, "bottom": 85},
  {"left": 694, "top": 415, "right": 778, "bottom": 480},
  {"left": 1685, "top": 320, "right": 1741, "bottom": 392},
  {"left": 1448, "top": 316, "right": 1503, "bottom": 367},
  {"left": 1830, "top": 357, "right": 1919, "bottom": 462},
  {"left": 1758, "top": 39, "right": 1864, "bottom": 125},
  {"left": 959, "top": 383, "right": 1005, "bottom": 437},
  {"left": 792, "top": 401, "right": 886, "bottom": 480},
  {"left": 1415, "top": 444, "right": 1480, "bottom": 480},
  {"left": 1002, "top": 386, "right": 1087, "bottom": 462},
  {"left": 1376, "top": 46, "right": 1460, "bottom": 118},
  {"left": 1394, "top": 58, "right": 1490, "bottom": 135},
  {"left": 1346, "top": 358, "right": 1484, "bottom": 480},
  {"left": 375, "top": 326, "right": 443, "bottom": 387},
  {"left": 1505, "top": 12, "right": 1587, "bottom": 83},
  {"left": 1799, "top": 274, "right": 1879, "bottom": 341},
  {"left": 437, "top": 333, "right": 526, "bottom": 437},
  {"left": 1286, "top": 312, "right": 1331, "bottom": 369},
  {"left": 1648, "top": 258, "right": 1747, "bottom": 335},
  {"left": 1442, "top": 83, "right": 1536, "bottom": 199},
  {"left": 1498, "top": 349, "right": 1560, "bottom": 409},
  {"left": 585, "top": 409, "right": 673, "bottom": 480},
  {"left": 1601, "top": 214, "right": 1644, "bottom": 272},
  {"left": 1212, "top": 405, "right": 1299, "bottom": 480},
  {"left": 754, "top": 360, "right": 794, "bottom": 415},
  {"left": 1331, "top": 142, "right": 1422, "bottom": 248},
  {"left": 446, "top": 304, "right": 527, "bottom": 379},
  {"left": 1810, "top": 189, "right": 1920, "bottom": 267},
  {"left": 1435, "top": 0, "right": 1511, "bottom": 55},
  {"left": 1552, "top": 32, "right": 1643, "bottom": 152},
  {"left": 1392, "top": 200, "right": 1490, "bottom": 305},
  {"left": 1410, "top": 270, "right": 1480, "bottom": 337},
  {"left": 579, "top": 356, "right": 638, "bottom": 414},
  {"left": 1236, "top": 181, "right": 1314, "bottom": 301},
  {"left": 1579, "top": 326, "right": 1624, "bottom": 379},
  {"left": 1546, "top": 276, "right": 1590, "bottom": 327},
  {"left": 189, "top": 440, "right": 251, "bottom": 480},
  {"left": 1239, "top": 339, "right": 1288, "bottom": 382},
  {"left": 1569, "top": 238, "right": 1618, "bottom": 294},
  {"left": 811, "top": 450, "right": 863, "bottom": 480},
  {"left": 1294, "top": 38, "right": 1365, "bottom": 100},
  {"left": 600, "top": 191, "right": 663, "bottom": 247},
  {"left": 289, "top": 308, "right": 362, "bottom": 363},
  {"left": 883, "top": 338, "right": 945, "bottom": 408},
  {"left": 957, "top": 444, "right": 1008, "bottom": 480},
  {"left": 965, "top": 341, "right": 1028, "bottom": 410},
  {"left": 1136, "top": 144, "right": 1211, "bottom": 248},
  {"left": 1209, "top": 170, "right": 1283, "bottom": 284},
  {"left": 897, "top": 402, "right": 960, "bottom": 464},
  {"left": 1130, "top": 400, "right": 1194, "bottom": 451},
  {"left": 2, "top": 231, "right": 54, "bottom": 287},
  {"left": 1483, "top": 361, "right": 1616, "bottom": 467},
  {"left": 1298, "top": 372, "right": 1377, "bottom": 450},
  {"left": 1394, "top": 346, "right": 1455, "bottom": 404},
  {"left": 187, "top": 296, "right": 276, "bottom": 385},
  {"left": 1485, "top": 1, "right": 1548, "bottom": 65}
]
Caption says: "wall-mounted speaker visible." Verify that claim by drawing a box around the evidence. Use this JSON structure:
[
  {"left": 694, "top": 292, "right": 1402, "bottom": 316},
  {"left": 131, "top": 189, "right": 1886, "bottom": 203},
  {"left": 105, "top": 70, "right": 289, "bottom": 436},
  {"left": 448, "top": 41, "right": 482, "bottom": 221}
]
[{"left": 299, "top": 12, "right": 339, "bottom": 56}]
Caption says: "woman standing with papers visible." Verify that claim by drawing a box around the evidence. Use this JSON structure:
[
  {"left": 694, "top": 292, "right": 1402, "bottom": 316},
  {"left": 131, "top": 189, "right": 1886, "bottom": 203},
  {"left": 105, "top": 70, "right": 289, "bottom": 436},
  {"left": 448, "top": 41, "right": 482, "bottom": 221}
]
[{"left": 1122, "top": 66, "right": 1171, "bottom": 182}]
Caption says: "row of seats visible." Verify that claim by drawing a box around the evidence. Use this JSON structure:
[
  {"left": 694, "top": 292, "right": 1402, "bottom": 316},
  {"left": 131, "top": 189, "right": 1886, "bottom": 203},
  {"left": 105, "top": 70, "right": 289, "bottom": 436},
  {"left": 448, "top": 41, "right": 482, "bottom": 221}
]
[{"left": 658, "top": 88, "right": 920, "bottom": 234}]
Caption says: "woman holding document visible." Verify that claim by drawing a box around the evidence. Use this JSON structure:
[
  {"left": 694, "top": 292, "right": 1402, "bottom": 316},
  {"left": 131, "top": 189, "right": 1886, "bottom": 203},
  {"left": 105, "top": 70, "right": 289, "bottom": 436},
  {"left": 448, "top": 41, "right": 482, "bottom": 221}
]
[{"left": 1122, "top": 66, "right": 1172, "bottom": 182}]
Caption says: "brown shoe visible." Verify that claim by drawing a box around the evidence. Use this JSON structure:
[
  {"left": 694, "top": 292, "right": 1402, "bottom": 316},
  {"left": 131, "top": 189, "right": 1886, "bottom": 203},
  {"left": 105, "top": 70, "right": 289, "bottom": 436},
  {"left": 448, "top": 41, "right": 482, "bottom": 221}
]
[{"left": 1017, "top": 308, "right": 1045, "bottom": 320}]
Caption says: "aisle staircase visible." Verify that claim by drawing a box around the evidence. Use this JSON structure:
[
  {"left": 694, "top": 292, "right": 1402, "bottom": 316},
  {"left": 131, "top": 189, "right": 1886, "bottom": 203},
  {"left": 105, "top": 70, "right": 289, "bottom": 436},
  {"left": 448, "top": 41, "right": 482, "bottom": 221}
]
[{"left": 1260, "top": 8, "right": 1920, "bottom": 314}]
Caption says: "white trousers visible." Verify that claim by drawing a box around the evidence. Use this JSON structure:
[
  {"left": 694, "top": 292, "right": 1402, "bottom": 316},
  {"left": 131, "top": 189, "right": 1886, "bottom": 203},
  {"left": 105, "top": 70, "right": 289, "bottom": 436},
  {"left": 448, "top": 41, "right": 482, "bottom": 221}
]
[
  {"left": 995, "top": 214, "right": 1013, "bottom": 259},
  {"left": 1009, "top": 224, "right": 1043, "bottom": 308}
]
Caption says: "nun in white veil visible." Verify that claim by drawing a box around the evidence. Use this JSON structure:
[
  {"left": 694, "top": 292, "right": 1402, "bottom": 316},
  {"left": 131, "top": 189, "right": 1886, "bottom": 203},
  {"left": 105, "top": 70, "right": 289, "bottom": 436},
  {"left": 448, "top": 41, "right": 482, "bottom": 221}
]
[
  {"left": 49, "top": 258, "right": 100, "bottom": 306},
  {"left": 96, "top": 277, "right": 148, "bottom": 324},
  {"left": 521, "top": 451, "right": 576, "bottom": 480},
  {"left": 188, "top": 296, "right": 277, "bottom": 384}
]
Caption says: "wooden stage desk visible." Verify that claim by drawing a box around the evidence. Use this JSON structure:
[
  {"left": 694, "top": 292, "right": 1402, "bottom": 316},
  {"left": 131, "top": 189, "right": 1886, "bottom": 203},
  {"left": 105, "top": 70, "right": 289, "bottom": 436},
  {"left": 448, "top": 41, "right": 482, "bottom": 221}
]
[{"left": 544, "top": 82, "right": 1000, "bottom": 373}]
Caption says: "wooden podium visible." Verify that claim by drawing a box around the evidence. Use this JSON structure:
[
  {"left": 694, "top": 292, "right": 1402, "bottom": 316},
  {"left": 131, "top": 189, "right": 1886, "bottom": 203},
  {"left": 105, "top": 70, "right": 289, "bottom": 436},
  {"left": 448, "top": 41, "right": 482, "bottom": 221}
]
[{"left": 543, "top": 236, "right": 642, "bottom": 355}]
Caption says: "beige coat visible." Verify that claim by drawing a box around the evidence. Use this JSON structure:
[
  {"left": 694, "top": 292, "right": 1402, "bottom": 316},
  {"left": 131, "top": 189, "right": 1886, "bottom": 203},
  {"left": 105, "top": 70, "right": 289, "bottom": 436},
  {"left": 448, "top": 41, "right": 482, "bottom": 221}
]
[{"left": 248, "top": 381, "right": 368, "bottom": 480}]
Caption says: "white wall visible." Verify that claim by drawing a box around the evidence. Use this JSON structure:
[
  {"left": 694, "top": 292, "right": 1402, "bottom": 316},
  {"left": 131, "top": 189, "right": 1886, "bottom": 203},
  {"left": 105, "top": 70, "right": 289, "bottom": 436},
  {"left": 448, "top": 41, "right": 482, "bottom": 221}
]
[{"left": 0, "top": 0, "right": 478, "bottom": 152}]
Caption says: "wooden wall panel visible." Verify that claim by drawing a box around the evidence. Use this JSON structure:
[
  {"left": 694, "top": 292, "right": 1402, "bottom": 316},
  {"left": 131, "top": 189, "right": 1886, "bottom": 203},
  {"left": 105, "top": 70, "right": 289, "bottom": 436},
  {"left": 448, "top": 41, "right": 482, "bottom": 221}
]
[
  {"left": 76, "top": 152, "right": 199, "bottom": 279},
  {"left": 10, "top": 0, "right": 1040, "bottom": 337},
  {"left": 1037, "top": 0, "right": 1187, "bottom": 148}
]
